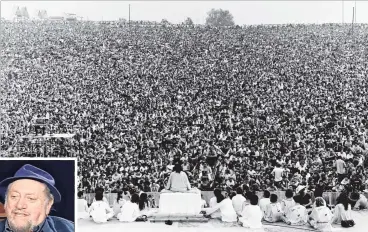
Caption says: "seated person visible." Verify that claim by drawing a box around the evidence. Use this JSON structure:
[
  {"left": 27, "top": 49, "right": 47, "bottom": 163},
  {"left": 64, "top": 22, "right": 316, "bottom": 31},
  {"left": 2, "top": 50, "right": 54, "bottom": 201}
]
[
  {"left": 162, "top": 163, "right": 199, "bottom": 193},
  {"left": 89, "top": 192, "right": 114, "bottom": 223},
  {"left": 112, "top": 192, "right": 126, "bottom": 217},
  {"left": 77, "top": 191, "right": 89, "bottom": 219},
  {"left": 308, "top": 197, "right": 333, "bottom": 231},
  {"left": 350, "top": 192, "right": 368, "bottom": 210},
  {"left": 239, "top": 194, "right": 263, "bottom": 230},
  {"left": 118, "top": 194, "right": 147, "bottom": 222},
  {"left": 263, "top": 194, "right": 284, "bottom": 223},
  {"left": 281, "top": 189, "right": 296, "bottom": 215},
  {"left": 259, "top": 190, "right": 271, "bottom": 216},
  {"left": 282, "top": 195, "right": 308, "bottom": 226},
  {"left": 204, "top": 190, "right": 237, "bottom": 222},
  {"left": 332, "top": 192, "right": 355, "bottom": 228},
  {"left": 232, "top": 187, "right": 246, "bottom": 216},
  {"left": 208, "top": 189, "right": 222, "bottom": 219}
]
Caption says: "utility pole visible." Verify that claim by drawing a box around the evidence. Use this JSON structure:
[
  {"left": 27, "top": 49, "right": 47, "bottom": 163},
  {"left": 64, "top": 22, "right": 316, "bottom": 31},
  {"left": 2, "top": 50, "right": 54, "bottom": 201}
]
[
  {"left": 342, "top": 0, "right": 344, "bottom": 24},
  {"left": 354, "top": 1, "right": 357, "bottom": 23},
  {"left": 129, "top": 4, "right": 131, "bottom": 26}
]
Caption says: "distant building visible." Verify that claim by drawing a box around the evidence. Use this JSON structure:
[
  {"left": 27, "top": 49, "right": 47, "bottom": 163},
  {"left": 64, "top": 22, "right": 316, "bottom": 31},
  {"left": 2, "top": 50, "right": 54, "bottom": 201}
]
[
  {"left": 48, "top": 16, "right": 64, "bottom": 21},
  {"left": 64, "top": 13, "right": 77, "bottom": 21}
]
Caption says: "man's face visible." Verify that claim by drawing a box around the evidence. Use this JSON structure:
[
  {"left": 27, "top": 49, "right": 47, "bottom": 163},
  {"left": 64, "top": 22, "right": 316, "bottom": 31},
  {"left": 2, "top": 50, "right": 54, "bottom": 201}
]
[{"left": 5, "top": 179, "right": 53, "bottom": 232}]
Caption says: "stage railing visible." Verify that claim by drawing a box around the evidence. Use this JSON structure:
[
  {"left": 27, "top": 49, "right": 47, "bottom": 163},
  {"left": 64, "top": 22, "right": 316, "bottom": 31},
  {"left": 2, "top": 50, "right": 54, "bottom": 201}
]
[{"left": 84, "top": 191, "right": 368, "bottom": 207}]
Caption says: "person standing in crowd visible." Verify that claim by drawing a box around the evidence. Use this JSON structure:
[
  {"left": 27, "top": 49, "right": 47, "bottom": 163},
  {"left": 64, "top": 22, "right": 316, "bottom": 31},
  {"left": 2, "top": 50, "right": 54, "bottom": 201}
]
[
  {"left": 335, "top": 156, "right": 347, "bottom": 183},
  {"left": 271, "top": 163, "right": 284, "bottom": 188}
]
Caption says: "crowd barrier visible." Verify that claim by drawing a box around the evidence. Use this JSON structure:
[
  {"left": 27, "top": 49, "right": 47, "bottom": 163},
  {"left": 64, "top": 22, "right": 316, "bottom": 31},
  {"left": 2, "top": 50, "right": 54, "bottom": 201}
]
[{"left": 85, "top": 191, "right": 368, "bottom": 207}]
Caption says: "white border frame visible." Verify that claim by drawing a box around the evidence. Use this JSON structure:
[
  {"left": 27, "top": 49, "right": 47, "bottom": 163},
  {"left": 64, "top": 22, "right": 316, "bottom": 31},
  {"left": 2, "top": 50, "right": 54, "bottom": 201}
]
[{"left": 0, "top": 157, "right": 77, "bottom": 231}]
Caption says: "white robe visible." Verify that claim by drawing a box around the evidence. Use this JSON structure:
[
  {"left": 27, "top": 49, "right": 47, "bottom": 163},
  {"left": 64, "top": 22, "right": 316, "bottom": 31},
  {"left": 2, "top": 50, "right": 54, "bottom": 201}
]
[
  {"left": 117, "top": 201, "right": 140, "bottom": 222},
  {"left": 239, "top": 204, "right": 263, "bottom": 229},
  {"left": 206, "top": 198, "right": 237, "bottom": 222},
  {"left": 89, "top": 201, "right": 114, "bottom": 223},
  {"left": 112, "top": 199, "right": 126, "bottom": 217},
  {"left": 209, "top": 197, "right": 222, "bottom": 219},
  {"left": 232, "top": 194, "right": 246, "bottom": 215},
  {"left": 77, "top": 199, "right": 89, "bottom": 219},
  {"left": 165, "top": 171, "right": 191, "bottom": 192}
]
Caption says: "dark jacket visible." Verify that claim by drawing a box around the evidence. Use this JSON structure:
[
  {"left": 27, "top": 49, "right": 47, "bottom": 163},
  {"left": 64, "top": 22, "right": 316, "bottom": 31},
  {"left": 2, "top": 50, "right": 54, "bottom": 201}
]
[{"left": 0, "top": 216, "right": 74, "bottom": 232}]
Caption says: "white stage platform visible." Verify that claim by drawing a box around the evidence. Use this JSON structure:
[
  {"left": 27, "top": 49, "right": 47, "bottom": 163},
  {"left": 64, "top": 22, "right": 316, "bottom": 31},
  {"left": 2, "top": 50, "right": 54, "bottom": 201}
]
[{"left": 159, "top": 192, "right": 202, "bottom": 215}]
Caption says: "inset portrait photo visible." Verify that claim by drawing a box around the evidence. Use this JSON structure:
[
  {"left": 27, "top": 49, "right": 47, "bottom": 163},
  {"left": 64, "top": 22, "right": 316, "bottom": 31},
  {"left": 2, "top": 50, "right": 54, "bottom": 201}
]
[{"left": 0, "top": 158, "right": 76, "bottom": 232}]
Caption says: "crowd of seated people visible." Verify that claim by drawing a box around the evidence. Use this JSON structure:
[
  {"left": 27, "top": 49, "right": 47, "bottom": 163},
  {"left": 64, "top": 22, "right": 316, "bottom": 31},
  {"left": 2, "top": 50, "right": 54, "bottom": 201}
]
[{"left": 1, "top": 22, "right": 368, "bottom": 195}]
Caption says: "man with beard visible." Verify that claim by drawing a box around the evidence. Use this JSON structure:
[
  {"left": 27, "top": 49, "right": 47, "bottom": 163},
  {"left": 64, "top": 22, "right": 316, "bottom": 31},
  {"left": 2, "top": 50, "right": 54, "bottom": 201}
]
[{"left": 0, "top": 164, "right": 74, "bottom": 232}]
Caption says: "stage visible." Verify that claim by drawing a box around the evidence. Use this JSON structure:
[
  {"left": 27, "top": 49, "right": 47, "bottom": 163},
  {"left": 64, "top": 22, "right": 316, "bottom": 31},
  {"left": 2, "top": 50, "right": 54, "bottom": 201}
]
[{"left": 78, "top": 210, "right": 368, "bottom": 232}]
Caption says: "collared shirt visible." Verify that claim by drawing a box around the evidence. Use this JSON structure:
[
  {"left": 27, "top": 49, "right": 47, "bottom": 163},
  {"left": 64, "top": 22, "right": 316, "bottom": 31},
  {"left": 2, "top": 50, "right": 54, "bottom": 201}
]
[{"left": 0, "top": 216, "right": 74, "bottom": 232}]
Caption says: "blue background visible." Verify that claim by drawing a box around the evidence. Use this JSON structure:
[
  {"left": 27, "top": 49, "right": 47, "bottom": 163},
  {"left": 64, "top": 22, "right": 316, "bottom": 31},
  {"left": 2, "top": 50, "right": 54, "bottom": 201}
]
[{"left": 0, "top": 160, "right": 75, "bottom": 222}]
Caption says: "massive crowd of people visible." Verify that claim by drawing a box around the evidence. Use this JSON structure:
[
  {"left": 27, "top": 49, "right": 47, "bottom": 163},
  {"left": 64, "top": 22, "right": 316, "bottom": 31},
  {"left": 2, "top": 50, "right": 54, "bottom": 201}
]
[{"left": 1, "top": 20, "right": 368, "bottom": 195}]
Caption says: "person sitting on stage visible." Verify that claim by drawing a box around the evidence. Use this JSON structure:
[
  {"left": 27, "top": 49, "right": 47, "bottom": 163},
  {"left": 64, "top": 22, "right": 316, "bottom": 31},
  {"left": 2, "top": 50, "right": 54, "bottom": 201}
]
[
  {"left": 263, "top": 194, "right": 284, "bottom": 223},
  {"left": 350, "top": 192, "right": 368, "bottom": 210},
  {"left": 112, "top": 192, "right": 126, "bottom": 217},
  {"left": 204, "top": 189, "right": 237, "bottom": 222},
  {"left": 308, "top": 197, "right": 333, "bottom": 231},
  {"left": 239, "top": 194, "right": 263, "bottom": 230},
  {"left": 89, "top": 191, "right": 114, "bottom": 223},
  {"left": 118, "top": 194, "right": 147, "bottom": 222},
  {"left": 162, "top": 162, "right": 198, "bottom": 193},
  {"left": 77, "top": 191, "right": 90, "bottom": 219},
  {"left": 282, "top": 195, "right": 308, "bottom": 226}
]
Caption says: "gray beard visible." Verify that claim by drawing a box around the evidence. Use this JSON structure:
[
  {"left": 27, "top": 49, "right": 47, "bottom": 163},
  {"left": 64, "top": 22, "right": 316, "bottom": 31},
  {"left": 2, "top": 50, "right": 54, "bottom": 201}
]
[{"left": 8, "top": 220, "right": 35, "bottom": 232}]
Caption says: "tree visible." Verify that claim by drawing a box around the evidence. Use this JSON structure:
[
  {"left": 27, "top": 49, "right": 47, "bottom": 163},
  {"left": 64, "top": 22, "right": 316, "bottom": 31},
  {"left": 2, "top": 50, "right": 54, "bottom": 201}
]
[
  {"left": 184, "top": 17, "right": 194, "bottom": 26},
  {"left": 20, "top": 7, "right": 29, "bottom": 19},
  {"left": 205, "top": 8, "right": 235, "bottom": 27},
  {"left": 161, "top": 19, "right": 170, "bottom": 25}
]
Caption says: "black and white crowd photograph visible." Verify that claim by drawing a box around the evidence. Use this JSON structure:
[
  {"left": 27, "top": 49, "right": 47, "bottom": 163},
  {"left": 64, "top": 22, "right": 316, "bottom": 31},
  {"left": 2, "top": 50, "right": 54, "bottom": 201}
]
[{"left": 1, "top": 1, "right": 368, "bottom": 232}]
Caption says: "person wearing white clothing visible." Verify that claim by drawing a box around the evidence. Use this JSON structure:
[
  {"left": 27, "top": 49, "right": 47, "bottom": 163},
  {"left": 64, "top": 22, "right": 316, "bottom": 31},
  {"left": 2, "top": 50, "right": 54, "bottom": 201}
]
[
  {"left": 112, "top": 192, "right": 126, "bottom": 217},
  {"left": 232, "top": 187, "right": 246, "bottom": 216},
  {"left": 239, "top": 194, "right": 264, "bottom": 230},
  {"left": 280, "top": 189, "right": 296, "bottom": 215},
  {"left": 263, "top": 194, "right": 284, "bottom": 223},
  {"left": 308, "top": 197, "right": 333, "bottom": 231},
  {"left": 205, "top": 190, "right": 237, "bottom": 222},
  {"left": 209, "top": 191, "right": 222, "bottom": 219},
  {"left": 162, "top": 163, "right": 199, "bottom": 193},
  {"left": 77, "top": 191, "right": 90, "bottom": 219},
  {"left": 89, "top": 192, "right": 114, "bottom": 223},
  {"left": 258, "top": 190, "right": 271, "bottom": 216},
  {"left": 118, "top": 194, "right": 141, "bottom": 222}
]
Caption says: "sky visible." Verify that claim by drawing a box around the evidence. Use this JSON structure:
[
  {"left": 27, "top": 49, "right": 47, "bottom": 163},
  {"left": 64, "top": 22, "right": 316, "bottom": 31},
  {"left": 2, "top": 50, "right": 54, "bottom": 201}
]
[{"left": 1, "top": 1, "right": 367, "bottom": 25}]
